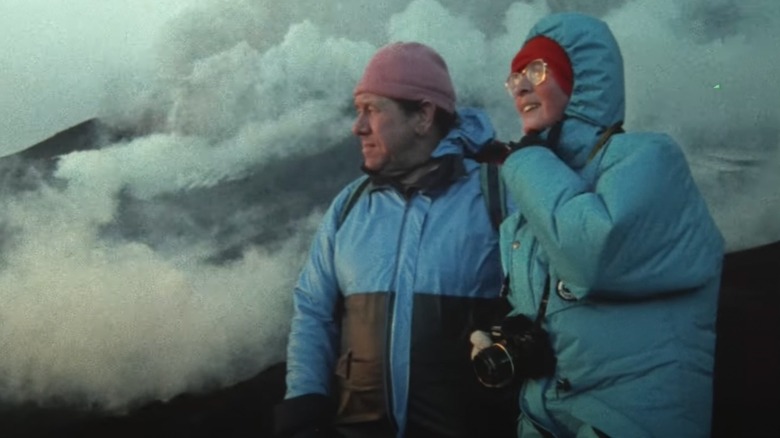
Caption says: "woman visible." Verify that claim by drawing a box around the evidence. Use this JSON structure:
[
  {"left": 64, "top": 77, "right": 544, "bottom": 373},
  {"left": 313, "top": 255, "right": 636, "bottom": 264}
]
[{"left": 472, "top": 13, "right": 724, "bottom": 438}]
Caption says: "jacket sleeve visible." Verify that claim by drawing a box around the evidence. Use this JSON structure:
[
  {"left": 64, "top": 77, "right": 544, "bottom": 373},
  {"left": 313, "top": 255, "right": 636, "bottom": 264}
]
[
  {"left": 501, "top": 133, "right": 723, "bottom": 299},
  {"left": 284, "top": 188, "right": 351, "bottom": 398}
]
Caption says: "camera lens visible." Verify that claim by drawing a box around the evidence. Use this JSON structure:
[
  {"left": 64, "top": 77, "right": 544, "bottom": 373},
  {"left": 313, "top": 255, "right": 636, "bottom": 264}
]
[{"left": 473, "top": 343, "right": 515, "bottom": 388}]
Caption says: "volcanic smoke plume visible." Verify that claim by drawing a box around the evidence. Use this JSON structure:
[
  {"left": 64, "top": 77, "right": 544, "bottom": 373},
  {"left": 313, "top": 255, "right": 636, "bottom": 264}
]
[{"left": 0, "top": 0, "right": 778, "bottom": 412}]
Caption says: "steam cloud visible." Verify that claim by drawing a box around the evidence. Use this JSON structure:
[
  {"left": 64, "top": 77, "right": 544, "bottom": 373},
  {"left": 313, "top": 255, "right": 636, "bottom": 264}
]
[{"left": 0, "top": 0, "right": 778, "bottom": 412}]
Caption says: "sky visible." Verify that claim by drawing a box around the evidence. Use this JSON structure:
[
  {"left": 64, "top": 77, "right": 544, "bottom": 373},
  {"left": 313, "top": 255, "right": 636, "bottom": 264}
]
[
  {"left": 1, "top": 0, "right": 779, "bottom": 412},
  {"left": 0, "top": 0, "right": 195, "bottom": 156}
]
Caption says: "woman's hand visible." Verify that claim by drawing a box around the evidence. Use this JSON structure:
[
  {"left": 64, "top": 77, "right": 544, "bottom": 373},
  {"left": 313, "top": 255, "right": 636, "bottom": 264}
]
[{"left": 470, "top": 330, "right": 494, "bottom": 360}]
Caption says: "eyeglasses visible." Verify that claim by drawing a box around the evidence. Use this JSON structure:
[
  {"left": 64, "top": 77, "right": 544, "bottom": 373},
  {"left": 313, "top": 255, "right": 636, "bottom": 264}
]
[{"left": 504, "top": 59, "right": 548, "bottom": 97}]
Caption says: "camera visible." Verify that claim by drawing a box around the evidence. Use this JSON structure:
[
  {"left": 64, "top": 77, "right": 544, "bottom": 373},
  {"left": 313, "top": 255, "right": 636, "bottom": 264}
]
[{"left": 472, "top": 314, "right": 557, "bottom": 388}]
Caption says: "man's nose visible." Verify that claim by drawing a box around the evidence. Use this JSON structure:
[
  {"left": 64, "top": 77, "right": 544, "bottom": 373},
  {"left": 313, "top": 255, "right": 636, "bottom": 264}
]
[{"left": 352, "top": 113, "right": 369, "bottom": 136}]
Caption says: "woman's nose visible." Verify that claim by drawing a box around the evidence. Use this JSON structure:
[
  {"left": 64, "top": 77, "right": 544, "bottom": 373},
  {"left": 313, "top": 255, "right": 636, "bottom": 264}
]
[
  {"left": 517, "top": 75, "right": 533, "bottom": 95},
  {"left": 509, "top": 81, "right": 532, "bottom": 98}
]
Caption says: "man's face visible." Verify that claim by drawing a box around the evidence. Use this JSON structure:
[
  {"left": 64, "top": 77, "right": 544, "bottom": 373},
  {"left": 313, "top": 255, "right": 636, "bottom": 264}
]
[{"left": 352, "top": 93, "right": 419, "bottom": 172}]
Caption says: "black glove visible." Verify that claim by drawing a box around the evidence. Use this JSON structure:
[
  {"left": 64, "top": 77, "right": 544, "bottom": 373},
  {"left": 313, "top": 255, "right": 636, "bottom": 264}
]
[
  {"left": 506, "top": 130, "right": 549, "bottom": 155},
  {"left": 473, "top": 132, "right": 552, "bottom": 165},
  {"left": 273, "top": 393, "right": 337, "bottom": 438},
  {"left": 473, "top": 140, "right": 512, "bottom": 164},
  {"left": 506, "top": 119, "right": 566, "bottom": 157},
  {"left": 500, "top": 314, "right": 557, "bottom": 380}
]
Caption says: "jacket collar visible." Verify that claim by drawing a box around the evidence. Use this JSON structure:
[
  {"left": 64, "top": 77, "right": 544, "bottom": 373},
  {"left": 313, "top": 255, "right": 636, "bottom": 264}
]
[{"left": 363, "top": 155, "right": 464, "bottom": 198}]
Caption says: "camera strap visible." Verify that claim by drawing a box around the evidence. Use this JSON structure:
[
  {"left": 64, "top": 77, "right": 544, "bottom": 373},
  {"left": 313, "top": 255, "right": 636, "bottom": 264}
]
[
  {"left": 501, "top": 274, "right": 552, "bottom": 329},
  {"left": 587, "top": 122, "right": 624, "bottom": 162},
  {"left": 534, "top": 276, "right": 552, "bottom": 327}
]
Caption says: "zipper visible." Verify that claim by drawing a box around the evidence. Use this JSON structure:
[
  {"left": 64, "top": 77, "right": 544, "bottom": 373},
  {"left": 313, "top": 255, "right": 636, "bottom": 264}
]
[
  {"left": 383, "top": 292, "right": 397, "bottom": 429},
  {"left": 383, "top": 194, "right": 412, "bottom": 432},
  {"left": 517, "top": 216, "right": 557, "bottom": 437},
  {"left": 512, "top": 217, "right": 542, "bottom": 311},
  {"left": 520, "top": 379, "right": 559, "bottom": 437}
]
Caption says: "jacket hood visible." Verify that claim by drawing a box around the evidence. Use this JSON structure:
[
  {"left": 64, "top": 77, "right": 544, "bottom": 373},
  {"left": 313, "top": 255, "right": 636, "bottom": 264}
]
[
  {"left": 525, "top": 13, "right": 625, "bottom": 129},
  {"left": 431, "top": 107, "right": 496, "bottom": 158}
]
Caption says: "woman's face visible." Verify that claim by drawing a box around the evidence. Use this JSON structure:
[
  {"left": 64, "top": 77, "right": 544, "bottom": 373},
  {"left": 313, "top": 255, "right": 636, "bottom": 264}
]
[{"left": 508, "top": 62, "right": 570, "bottom": 134}]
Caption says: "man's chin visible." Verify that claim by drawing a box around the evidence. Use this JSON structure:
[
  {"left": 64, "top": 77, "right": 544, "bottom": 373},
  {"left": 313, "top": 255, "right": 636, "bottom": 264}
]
[{"left": 362, "top": 161, "right": 383, "bottom": 173}]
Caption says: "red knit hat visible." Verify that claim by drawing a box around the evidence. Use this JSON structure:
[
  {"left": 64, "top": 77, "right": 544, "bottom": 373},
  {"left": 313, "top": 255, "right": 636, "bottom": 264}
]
[
  {"left": 510, "top": 36, "right": 573, "bottom": 96},
  {"left": 354, "top": 42, "right": 456, "bottom": 114}
]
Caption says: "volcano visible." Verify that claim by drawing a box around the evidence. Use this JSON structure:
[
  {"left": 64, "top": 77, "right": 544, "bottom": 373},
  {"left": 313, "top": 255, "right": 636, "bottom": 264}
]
[{"left": 1, "top": 119, "right": 777, "bottom": 437}]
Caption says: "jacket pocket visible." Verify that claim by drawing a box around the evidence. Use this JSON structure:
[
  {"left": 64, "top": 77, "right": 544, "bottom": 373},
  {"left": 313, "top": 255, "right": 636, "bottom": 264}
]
[{"left": 334, "top": 349, "right": 385, "bottom": 424}]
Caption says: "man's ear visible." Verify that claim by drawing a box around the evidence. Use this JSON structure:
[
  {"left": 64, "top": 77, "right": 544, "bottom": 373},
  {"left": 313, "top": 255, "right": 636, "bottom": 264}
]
[{"left": 414, "top": 100, "right": 437, "bottom": 135}]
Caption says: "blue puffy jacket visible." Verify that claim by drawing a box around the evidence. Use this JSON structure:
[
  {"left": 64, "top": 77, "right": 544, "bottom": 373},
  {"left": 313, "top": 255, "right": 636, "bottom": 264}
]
[
  {"left": 500, "top": 13, "right": 724, "bottom": 438},
  {"left": 285, "top": 108, "right": 505, "bottom": 437}
]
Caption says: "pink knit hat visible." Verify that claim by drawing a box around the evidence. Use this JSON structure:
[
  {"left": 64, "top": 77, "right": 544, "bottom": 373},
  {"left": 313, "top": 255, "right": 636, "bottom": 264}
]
[{"left": 354, "top": 42, "right": 456, "bottom": 114}]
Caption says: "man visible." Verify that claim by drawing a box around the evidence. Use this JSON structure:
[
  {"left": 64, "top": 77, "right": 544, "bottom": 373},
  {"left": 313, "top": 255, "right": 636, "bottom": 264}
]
[{"left": 274, "top": 42, "right": 514, "bottom": 437}]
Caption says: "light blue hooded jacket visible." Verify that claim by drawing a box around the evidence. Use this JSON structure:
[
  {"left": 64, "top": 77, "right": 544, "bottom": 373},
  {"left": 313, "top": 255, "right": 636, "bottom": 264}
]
[
  {"left": 500, "top": 13, "right": 724, "bottom": 438},
  {"left": 285, "top": 108, "right": 505, "bottom": 437}
]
